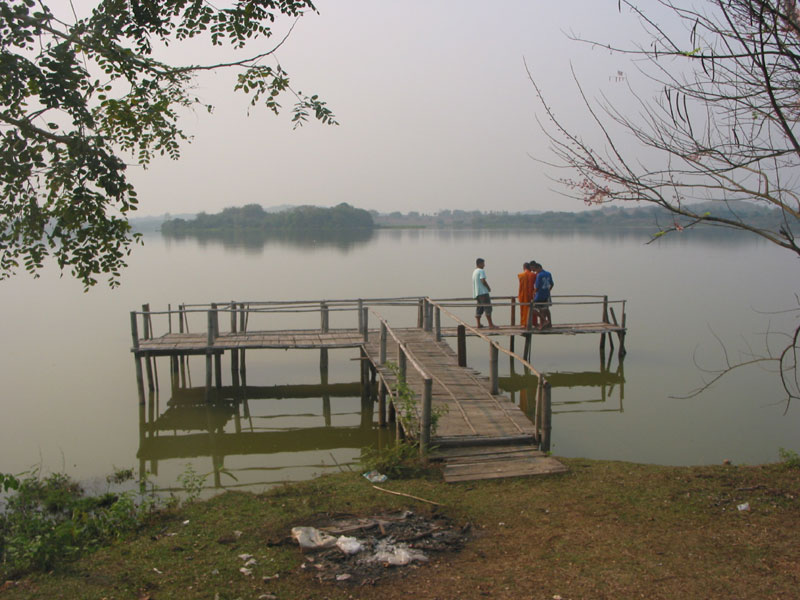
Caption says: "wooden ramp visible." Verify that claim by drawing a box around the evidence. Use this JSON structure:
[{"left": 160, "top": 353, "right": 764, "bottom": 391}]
[
  {"left": 432, "top": 445, "right": 568, "bottom": 483},
  {"left": 362, "top": 329, "right": 567, "bottom": 482}
]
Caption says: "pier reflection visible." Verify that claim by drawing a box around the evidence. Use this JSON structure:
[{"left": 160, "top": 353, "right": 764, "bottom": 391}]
[
  {"left": 502, "top": 350, "right": 625, "bottom": 416},
  {"left": 137, "top": 363, "right": 387, "bottom": 493}
]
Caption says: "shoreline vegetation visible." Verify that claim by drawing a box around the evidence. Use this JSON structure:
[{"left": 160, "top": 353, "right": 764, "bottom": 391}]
[
  {"left": 149, "top": 202, "right": 784, "bottom": 235},
  {"left": 2, "top": 455, "right": 799, "bottom": 599}
]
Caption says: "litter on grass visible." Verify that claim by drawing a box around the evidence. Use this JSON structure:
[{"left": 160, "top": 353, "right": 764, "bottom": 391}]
[{"left": 288, "top": 510, "right": 470, "bottom": 585}]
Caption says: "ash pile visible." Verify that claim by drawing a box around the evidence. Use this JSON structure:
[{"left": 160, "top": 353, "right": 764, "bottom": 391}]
[{"left": 291, "top": 510, "right": 470, "bottom": 585}]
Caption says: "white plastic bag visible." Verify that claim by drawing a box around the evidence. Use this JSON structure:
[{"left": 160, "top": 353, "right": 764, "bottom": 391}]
[
  {"left": 336, "top": 535, "right": 363, "bottom": 555},
  {"left": 291, "top": 526, "right": 337, "bottom": 550}
]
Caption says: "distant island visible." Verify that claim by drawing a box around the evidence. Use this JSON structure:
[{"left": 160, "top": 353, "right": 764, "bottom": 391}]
[
  {"left": 151, "top": 201, "right": 783, "bottom": 235},
  {"left": 160, "top": 203, "right": 374, "bottom": 234}
]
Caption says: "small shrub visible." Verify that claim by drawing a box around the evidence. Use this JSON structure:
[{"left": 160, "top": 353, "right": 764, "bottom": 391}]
[
  {"left": 778, "top": 447, "right": 800, "bottom": 469},
  {"left": 361, "top": 441, "right": 435, "bottom": 480},
  {"left": 0, "top": 470, "right": 157, "bottom": 579}
]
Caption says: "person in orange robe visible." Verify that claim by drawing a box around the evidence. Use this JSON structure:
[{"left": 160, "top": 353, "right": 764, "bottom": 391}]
[{"left": 517, "top": 262, "right": 536, "bottom": 328}]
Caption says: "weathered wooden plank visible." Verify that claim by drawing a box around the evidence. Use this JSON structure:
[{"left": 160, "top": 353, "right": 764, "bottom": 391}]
[{"left": 442, "top": 456, "right": 568, "bottom": 482}]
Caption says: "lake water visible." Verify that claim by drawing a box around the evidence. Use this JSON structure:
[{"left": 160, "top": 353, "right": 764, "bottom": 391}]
[{"left": 1, "top": 228, "right": 798, "bottom": 494}]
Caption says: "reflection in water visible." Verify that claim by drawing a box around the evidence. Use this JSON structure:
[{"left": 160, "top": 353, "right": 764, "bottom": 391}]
[
  {"left": 136, "top": 333, "right": 625, "bottom": 493},
  {"left": 137, "top": 354, "right": 391, "bottom": 493},
  {"left": 161, "top": 228, "right": 375, "bottom": 253},
  {"left": 502, "top": 347, "right": 625, "bottom": 419}
]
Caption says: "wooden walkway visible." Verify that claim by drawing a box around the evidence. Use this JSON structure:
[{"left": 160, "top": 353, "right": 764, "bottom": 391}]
[
  {"left": 131, "top": 296, "right": 628, "bottom": 482},
  {"left": 361, "top": 328, "right": 567, "bottom": 481}
]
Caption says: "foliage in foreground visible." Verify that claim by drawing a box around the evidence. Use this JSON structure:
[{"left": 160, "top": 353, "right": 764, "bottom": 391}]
[
  {"left": 0, "top": 470, "right": 155, "bottom": 579},
  {"left": 1, "top": 460, "right": 799, "bottom": 600},
  {"left": 0, "top": 1, "right": 336, "bottom": 289}
]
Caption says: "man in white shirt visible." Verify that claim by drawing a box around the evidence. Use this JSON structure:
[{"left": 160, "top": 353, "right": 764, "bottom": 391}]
[{"left": 472, "top": 257, "right": 497, "bottom": 329}]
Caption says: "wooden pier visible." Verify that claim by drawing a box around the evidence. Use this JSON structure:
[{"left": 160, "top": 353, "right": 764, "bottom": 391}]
[{"left": 130, "top": 296, "right": 627, "bottom": 482}]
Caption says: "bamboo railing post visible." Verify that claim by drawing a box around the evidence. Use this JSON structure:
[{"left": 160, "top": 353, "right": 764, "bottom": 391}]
[
  {"left": 358, "top": 299, "right": 364, "bottom": 333},
  {"left": 541, "top": 381, "right": 552, "bottom": 452},
  {"left": 130, "top": 311, "right": 140, "bottom": 350},
  {"left": 131, "top": 312, "right": 145, "bottom": 405},
  {"left": 536, "top": 375, "right": 545, "bottom": 444},
  {"left": 321, "top": 301, "right": 329, "bottom": 333},
  {"left": 380, "top": 322, "right": 387, "bottom": 364},
  {"left": 420, "top": 377, "right": 433, "bottom": 460},
  {"left": 398, "top": 345, "right": 407, "bottom": 383},
  {"left": 457, "top": 325, "right": 467, "bottom": 367},
  {"left": 179, "top": 304, "right": 185, "bottom": 334},
  {"left": 510, "top": 296, "right": 516, "bottom": 326},
  {"left": 602, "top": 295, "right": 609, "bottom": 323},
  {"left": 362, "top": 307, "right": 369, "bottom": 342},
  {"left": 435, "top": 306, "right": 441, "bottom": 341},
  {"left": 489, "top": 343, "right": 499, "bottom": 395},
  {"left": 205, "top": 309, "right": 214, "bottom": 401},
  {"left": 141, "top": 304, "right": 154, "bottom": 391},
  {"left": 230, "top": 305, "right": 239, "bottom": 390},
  {"left": 210, "top": 303, "right": 221, "bottom": 389},
  {"left": 417, "top": 298, "right": 424, "bottom": 328},
  {"left": 378, "top": 383, "right": 387, "bottom": 427},
  {"left": 168, "top": 303, "right": 172, "bottom": 334}
]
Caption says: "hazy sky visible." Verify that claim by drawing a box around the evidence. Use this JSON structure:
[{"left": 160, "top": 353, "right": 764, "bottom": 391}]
[{"left": 65, "top": 1, "right": 672, "bottom": 216}]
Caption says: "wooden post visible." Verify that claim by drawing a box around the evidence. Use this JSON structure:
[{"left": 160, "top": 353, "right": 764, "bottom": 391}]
[
  {"left": 541, "top": 381, "right": 552, "bottom": 452},
  {"left": 358, "top": 299, "right": 364, "bottom": 333},
  {"left": 239, "top": 303, "right": 246, "bottom": 378},
  {"left": 130, "top": 311, "right": 140, "bottom": 350},
  {"left": 618, "top": 306, "right": 627, "bottom": 357},
  {"left": 417, "top": 298, "right": 424, "bottom": 328},
  {"left": 230, "top": 302, "right": 239, "bottom": 387},
  {"left": 457, "top": 325, "right": 467, "bottom": 367},
  {"left": 141, "top": 304, "right": 154, "bottom": 391},
  {"left": 489, "top": 343, "right": 499, "bottom": 395},
  {"left": 179, "top": 304, "right": 185, "bottom": 333},
  {"left": 602, "top": 295, "right": 609, "bottom": 323},
  {"left": 398, "top": 345, "right": 407, "bottom": 383},
  {"left": 168, "top": 303, "right": 172, "bottom": 334},
  {"left": 434, "top": 306, "right": 441, "bottom": 341},
  {"left": 378, "top": 384, "right": 387, "bottom": 427},
  {"left": 420, "top": 377, "right": 433, "bottom": 460},
  {"left": 362, "top": 307, "right": 369, "bottom": 342},
  {"left": 510, "top": 296, "right": 516, "bottom": 326},
  {"left": 360, "top": 347, "right": 369, "bottom": 400},
  {"left": 535, "top": 375, "right": 544, "bottom": 444},
  {"left": 211, "top": 303, "right": 221, "bottom": 389},
  {"left": 423, "top": 299, "right": 431, "bottom": 332},
  {"left": 380, "top": 322, "right": 387, "bottom": 364},
  {"left": 320, "top": 347, "right": 329, "bottom": 385},
  {"left": 523, "top": 334, "right": 532, "bottom": 362},
  {"left": 205, "top": 309, "right": 214, "bottom": 401},
  {"left": 321, "top": 301, "right": 329, "bottom": 333}
]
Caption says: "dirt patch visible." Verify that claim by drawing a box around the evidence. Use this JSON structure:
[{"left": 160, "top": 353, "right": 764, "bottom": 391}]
[{"left": 288, "top": 511, "right": 471, "bottom": 586}]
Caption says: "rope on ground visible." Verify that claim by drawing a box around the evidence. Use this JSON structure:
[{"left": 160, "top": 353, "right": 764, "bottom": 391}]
[{"left": 371, "top": 485, "right": 444, "bottom": 506}]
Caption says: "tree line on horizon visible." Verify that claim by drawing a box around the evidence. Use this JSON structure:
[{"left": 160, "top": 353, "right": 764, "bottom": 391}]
[
  {"left": 161, "top": 203, "right": 374, "bottom": 233},
  {"left": 157, "top": 201, "right": 782, "bottom": 234}
]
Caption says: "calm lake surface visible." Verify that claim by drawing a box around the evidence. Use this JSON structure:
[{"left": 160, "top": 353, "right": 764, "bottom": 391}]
[{"left": 1, "top": 228, "right": 798, "bottom": 494}]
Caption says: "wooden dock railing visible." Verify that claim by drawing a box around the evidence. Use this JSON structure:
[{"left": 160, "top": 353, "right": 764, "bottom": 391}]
[
  {"left": 131, "top": 295, "right": 627, "bottom": 452},
  {"left": 425, "top": 298, "right": 553, "bottom": 451}
]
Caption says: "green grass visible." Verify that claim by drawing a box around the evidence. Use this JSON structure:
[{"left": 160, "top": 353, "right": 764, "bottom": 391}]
[{"left": 2, "top": 458, "right": 799, "bottom": 599}]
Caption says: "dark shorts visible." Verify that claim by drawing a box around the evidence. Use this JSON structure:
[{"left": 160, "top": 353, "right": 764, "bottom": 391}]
[
  {"left": 475, "top": 294, "right": 492, "bottom": 317},
  {"left": 534, "top": 296, "right": 551, "bottom": 310}
]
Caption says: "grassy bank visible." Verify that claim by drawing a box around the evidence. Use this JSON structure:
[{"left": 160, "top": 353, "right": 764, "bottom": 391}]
[{"left": 2, "top": 458, "right": 799, "bottom": 599}]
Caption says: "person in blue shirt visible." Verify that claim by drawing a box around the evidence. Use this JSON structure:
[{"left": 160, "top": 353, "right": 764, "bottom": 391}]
[
  {"left": 472, "top": 257, "right": 497, "bottom": 329},
  {"left": 531, "top": 261, "right": 554, "bottom": 330}
]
